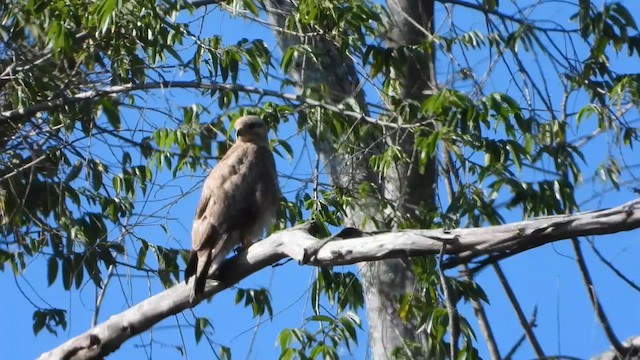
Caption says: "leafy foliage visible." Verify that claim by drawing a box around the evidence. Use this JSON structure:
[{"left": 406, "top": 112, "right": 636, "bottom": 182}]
[
  {"left": 276, "top": 312, "right": 361, "bottom": 360},
  {"left": 1, "top": 0, "right": 640, "bottom": 359},
  {"left": 32, "top": 308, "right": 67, "bottom": 336},
  {"left": 235, "top": 287, "right": 274, "bottom": 319}
]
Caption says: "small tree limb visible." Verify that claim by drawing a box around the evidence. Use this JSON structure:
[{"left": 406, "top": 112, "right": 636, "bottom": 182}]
[
  {"left": 570, "top": 237, "right": 625, "bottom": 356},
  {"left": 493, "top": 263, "right": 546, "bottom": 358},
  {"left": 462, "top": 264, "right": 501, "bottom": 360},
  {"left": 0, "top": 81, "right": 408, "bottom": 128},
  {"left": 438, "top": 243, "right": 459, "bottom": 360}
]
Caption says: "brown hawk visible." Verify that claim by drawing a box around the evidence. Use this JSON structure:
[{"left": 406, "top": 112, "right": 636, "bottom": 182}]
[{"left": 185, "top": 115, "right": 280, "bottom": 300}]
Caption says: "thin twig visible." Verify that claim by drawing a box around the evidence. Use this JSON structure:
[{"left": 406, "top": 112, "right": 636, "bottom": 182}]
[
  {"left": 438, "top": 243, "right": 459, "bottom": 360},
  {"left": 0, "top": 154, "right": 48, "bottom": 182},
  {"left": 570, "top": 237, "right": 626, "bottom": 355},
  {"left": 440, "top": 0, "right": 578, "bottom": 32},
  {"left": 493, "top": 263, "right": 546, "bottom": 358},
  {"left": 92, "top": 221, "right": 131, "bottom": 327},
  {"left": 461, "top": 264, "right": 500, "bottom": 360},
  {"left": 92, "top": 264, "right": 116, "bottom": 327},
  {"left": 443, "top": 145, "right": 501, "bottom": 359},
  {"left": 0, "top": 81, "right": 419, "bottom": 129},
  {"left": 588, "top": 239, "right": 640, "bottom": 293},
  {"left": 502, "top": 307, "right": 537, "bottom": 360}
]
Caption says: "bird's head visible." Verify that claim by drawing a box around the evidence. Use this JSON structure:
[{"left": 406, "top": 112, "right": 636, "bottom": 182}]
[{"left": 234, "top": 115, "right": 270, "bottom": 147}]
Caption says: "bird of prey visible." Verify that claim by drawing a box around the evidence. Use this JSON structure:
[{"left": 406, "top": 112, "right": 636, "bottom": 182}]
[{"left": 185, "top": 115, "right": 280, "bottom": 300}]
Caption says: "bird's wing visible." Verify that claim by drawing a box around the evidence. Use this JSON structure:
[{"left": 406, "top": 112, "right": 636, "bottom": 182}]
[{"left": 191, "top": 143, "right": 273, "bottom": 251}]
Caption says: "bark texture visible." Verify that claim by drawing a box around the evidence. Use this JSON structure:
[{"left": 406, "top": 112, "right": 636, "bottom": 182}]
[
  {"left": 264, "top": 0, "right": 437, "bottom": 356},
  {"left": 361, "top": 1, "right": 438, "bottom": 357}
]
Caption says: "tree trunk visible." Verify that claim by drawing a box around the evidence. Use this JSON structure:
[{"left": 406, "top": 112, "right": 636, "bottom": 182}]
[
  {"left": 264, "top": 0, "right": 436, "bottom": 357},
  {"left": 360, "top": 1, "right": 437, "bottom": 357}
]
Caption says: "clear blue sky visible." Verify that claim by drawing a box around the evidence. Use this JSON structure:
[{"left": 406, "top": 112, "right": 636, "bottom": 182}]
[{"left": 2, "top": 1, "right": 639, "bottom": 359}]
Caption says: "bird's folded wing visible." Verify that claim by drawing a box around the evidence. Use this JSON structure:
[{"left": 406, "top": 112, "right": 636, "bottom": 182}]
[{"left": 191, "top": 143, "right": 270, "bottom": 251}]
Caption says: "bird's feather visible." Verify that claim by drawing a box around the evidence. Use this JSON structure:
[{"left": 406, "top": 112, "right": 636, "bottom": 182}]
[{"left": 185, "top": 140, "right": 279, "bottom": 299}]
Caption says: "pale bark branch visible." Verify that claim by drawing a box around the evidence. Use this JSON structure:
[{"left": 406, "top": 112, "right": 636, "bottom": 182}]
[
  {"left": 39, "top": 198, "right": 640, "bottom": 359},
  {"left": 593, "top": 337, "right": 640, "bottom": 360},
  {"left": 0, "top": 81, "right": 407, "bottom": 128}
]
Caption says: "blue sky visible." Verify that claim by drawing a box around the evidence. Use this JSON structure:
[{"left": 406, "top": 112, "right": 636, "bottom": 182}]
[{"left": 2, "top": 1, "right": 640, "bottom": 359}]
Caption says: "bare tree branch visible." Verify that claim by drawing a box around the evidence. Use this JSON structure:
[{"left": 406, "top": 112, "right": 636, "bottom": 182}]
[
  {"left": 442, "top": 198, "right": 640, "bottom": 268},
  {"left": 589, "top": 239, "right": 640, "bottom": 294},
  {"left": 493, "top": 263, "right": 546, "bottom": 358},
  {"left": 438, "top": 243, "right": 459, "bottom": 360},
  {"left": 438, "top": 0, "right": 579, "bottom": 33},
  {"left": 462, "top": 264, "right": 501, "bottom": 360},
  {"left": 39, "top": 198, "right": 640, "bottom": 359},
  {"left": 502, "top": 307, "right": 538, "bottom": 359},
  {"left": 570, "top": 237, "right": 625, "bottom": 355},
  {"left": 0, "top": 81, "right": 411, "bottom": 129},
  {"left": 593, "top": 337, "right": 640, "bottom": 360}
]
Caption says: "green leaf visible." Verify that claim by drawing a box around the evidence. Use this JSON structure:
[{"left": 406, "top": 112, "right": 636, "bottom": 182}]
[
  {"left": 281, "top": 47, "right": 296, "bottom": 72},
  {"left": 101, "top": 99, "right": 121, "bottom": 131},
  {"left": 84, "top": 256, "right": 103, "bottom": 288},
  {"left": 0, "top": 249, "right": 11, "bottom": 266},
  {"left": 235, "top": 288, "right": 245, "bottom": 304},
  {"left": 74, "top": 253, "right": 84, "bottom": 289},
  {"left": 623, "top": 127, "right": 635, "bottom": 147},
  {"left": 310, "top": 345, "right": 324, "bottom": 358},
  {"left": 136, "top": 241, "right": 148, "bottom": 269},
  {"left": 275, "top": 139, "right": 294, "bottom": 160},
  {"left": 483, "top": 0, "right": 498, "bottom": 11},
  {"left": 112, "top": 175, "right": 122, "bottom": 194},
  {"left": 32, "top": 311, "right": 46, "bottom": 335},
  {"left": 277, "top": 329, "right": 293, "bottom": 350},
  {"left": 47, "top": 257, "right": 58, "bottom": 287},
  {"left": 610, "top": 3, "right": 637, "bottom": 30},
  {"left": 242, "top": 0, "right": 259, "bottom": 16},
  {"left": 279, "top": 347, "right": 294, "bottom": 360},
  {"left": 65, "top": 161, "right": 83, "bottom": 184},
  {"left": 165, "top": 46, "right": 184, "bottom": 63},
  {"left": 219, "top": 345, "right": 232, "bottom": 360},
  {"left": 339, "top": 314, "right": 359, "bottom": 343},
  {"left": 194, "top": 317, "right": 209, "bottom": 344},
  {"left": 61, "top": 256, "right": 72, "bottom": 290},
  {"left": 96, "top": 0, "right": 118, "bottom": 32},
  {"left": 89, "top": 160, "right": 104, "bottom": 191},
  {"left": 309, "top": 314, "right": 334, "bottom": 323}
]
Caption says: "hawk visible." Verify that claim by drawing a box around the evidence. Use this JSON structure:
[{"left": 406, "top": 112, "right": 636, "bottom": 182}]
[{"left": 185, "top": 115, "right": 280, "bottom": 300}]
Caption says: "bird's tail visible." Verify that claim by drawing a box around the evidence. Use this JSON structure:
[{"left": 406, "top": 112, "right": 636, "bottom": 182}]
[{"left": 185, "top": 250, "right": 212, "bottom": 299}]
